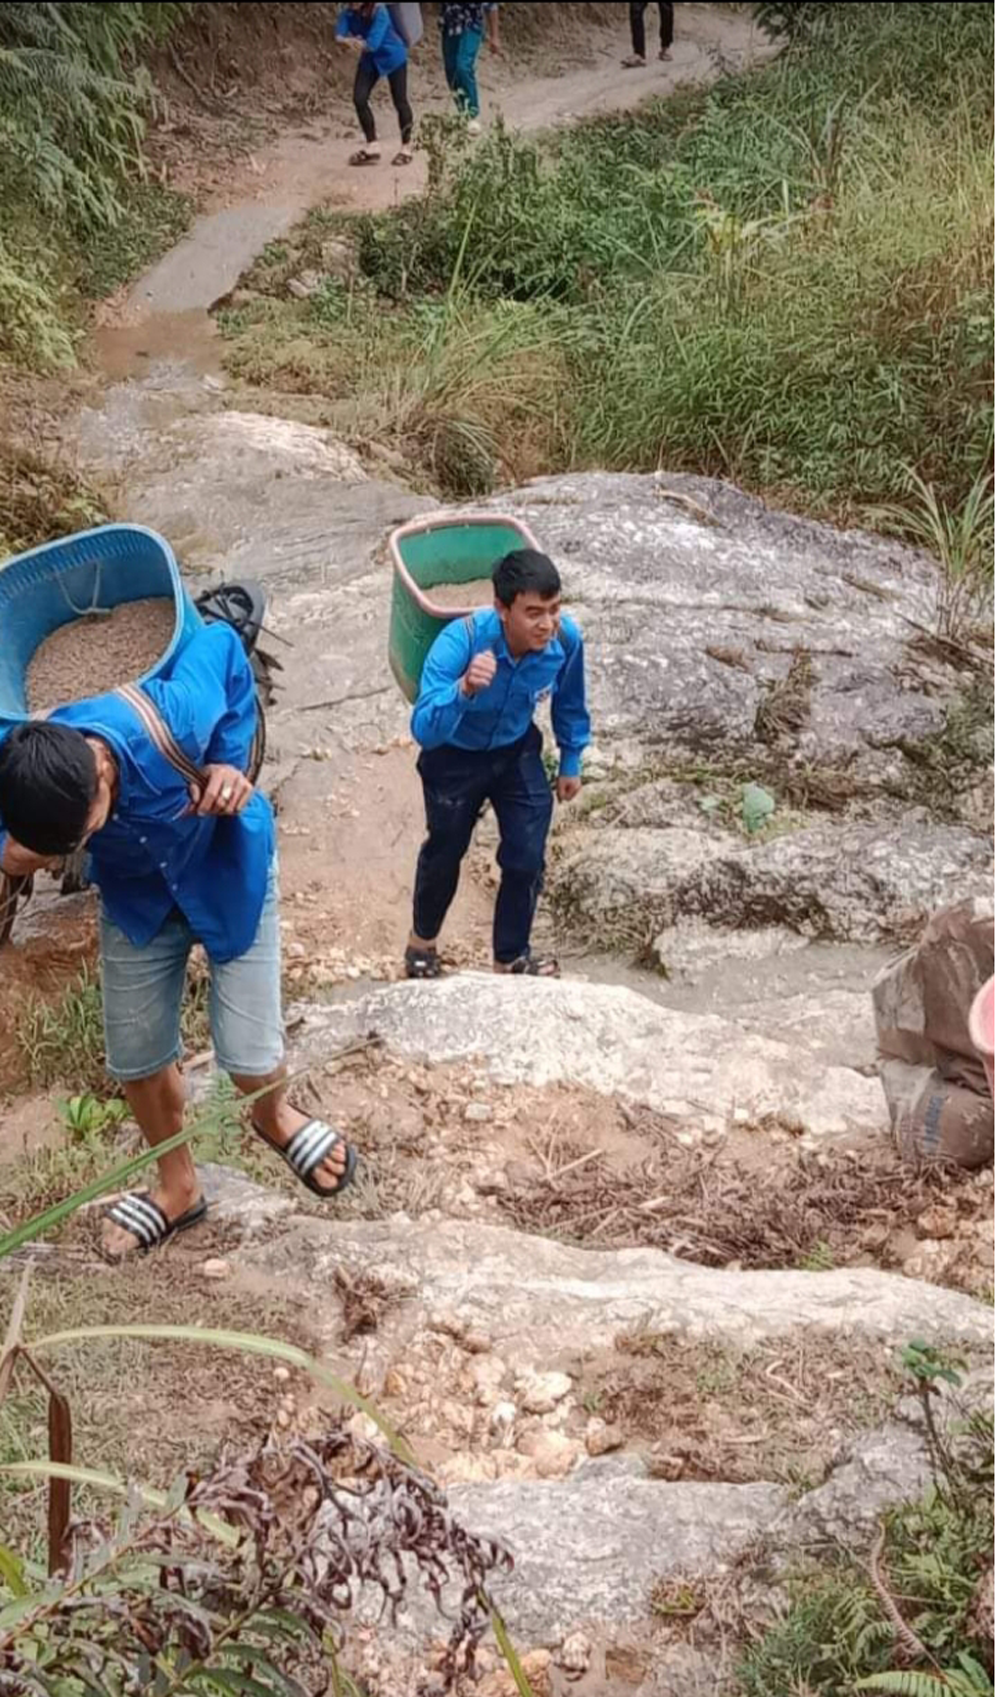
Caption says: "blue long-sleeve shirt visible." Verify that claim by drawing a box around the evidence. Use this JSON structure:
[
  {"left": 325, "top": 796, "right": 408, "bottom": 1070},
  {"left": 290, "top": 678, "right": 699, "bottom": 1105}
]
[
  {"left": 335, "top": 4, "right": 408, "bottom": 75},
  {"left": 411, "top": 608, "right": 591, "bottom": 778},
  {"left": 0, "top": 623, "right": 274, "bottom": 964}
]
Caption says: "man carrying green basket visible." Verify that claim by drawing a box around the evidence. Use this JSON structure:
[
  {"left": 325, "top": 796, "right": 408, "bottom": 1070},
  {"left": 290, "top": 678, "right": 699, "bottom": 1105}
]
[{"left": 406, "top": 548, "right": 590, "bottom": 980}]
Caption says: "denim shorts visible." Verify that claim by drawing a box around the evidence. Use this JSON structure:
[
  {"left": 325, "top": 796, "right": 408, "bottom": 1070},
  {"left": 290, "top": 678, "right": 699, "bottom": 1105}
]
[{"left": 99, "top": 859, "right": 284, "bottom": 1083}]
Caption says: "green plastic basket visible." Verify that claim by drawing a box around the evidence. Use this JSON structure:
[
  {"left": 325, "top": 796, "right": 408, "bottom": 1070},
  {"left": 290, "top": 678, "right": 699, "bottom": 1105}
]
[{"left": 388, "top": 511, "right": 540, "bottom": 703}]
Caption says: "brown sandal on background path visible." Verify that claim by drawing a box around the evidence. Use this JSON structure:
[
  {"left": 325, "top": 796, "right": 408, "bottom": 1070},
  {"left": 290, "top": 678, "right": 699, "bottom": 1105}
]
[
  {"left": 349, "top": 147, "right": 381, "bottom": 166},
  {"left": 501, "top": 953, "right": 561, "bottom": 978},
  {"left": 621, "top": 53, "right": 646, "bottom": 67},
  {"left": 392, "top": 148, "right": 413, "bottom": 166}
]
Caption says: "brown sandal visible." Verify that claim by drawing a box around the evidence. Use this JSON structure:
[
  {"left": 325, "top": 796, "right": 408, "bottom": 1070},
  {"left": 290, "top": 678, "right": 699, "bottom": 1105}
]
[
  {"left": 504, "top": 953, "right": 561, "bottom": 978},
  {"left": 349, "top": 147, "right": 381, "bottom": 166}
]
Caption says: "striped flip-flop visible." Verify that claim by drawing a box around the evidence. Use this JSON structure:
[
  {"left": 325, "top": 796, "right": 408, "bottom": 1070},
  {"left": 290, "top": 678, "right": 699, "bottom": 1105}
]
[
  {"left": 254, "top": 1119, "right": 357, "bottom": 1200},
  {"left": 100, "top": 1192, "right": 208, "bottom": 1263}
]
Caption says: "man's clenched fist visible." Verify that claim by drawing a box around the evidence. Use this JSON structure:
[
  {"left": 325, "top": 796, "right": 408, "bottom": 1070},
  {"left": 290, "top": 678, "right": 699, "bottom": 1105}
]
[{"left": 461, "top": 651, "right": 498, "bottom": 696}]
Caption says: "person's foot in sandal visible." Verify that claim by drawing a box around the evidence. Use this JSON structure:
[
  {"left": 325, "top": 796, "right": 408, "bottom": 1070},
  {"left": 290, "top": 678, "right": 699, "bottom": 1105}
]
[
  {"left": 405, "top": 936, "right": 443, "bottom": 979},
  {"left": 494, "top": 952, "right": 561, "bottom": 978},
  {"left": 392, "top": 147, "right": 413, "bottom": 166},
  {"left": 100, "top": 1187, "right": 207, "bottom": 1263},
  {"left": 621, "top": 53, "right": 645, "bottom": 67},
  {"left": 659, "top": 47, "right": 673, "bottom": 60},
  {"left": 253, "top": 1103, "right": 357, "bottom": 1199},
  {"left": 349, "top": 146, "right": 381, "bottom": 166}
]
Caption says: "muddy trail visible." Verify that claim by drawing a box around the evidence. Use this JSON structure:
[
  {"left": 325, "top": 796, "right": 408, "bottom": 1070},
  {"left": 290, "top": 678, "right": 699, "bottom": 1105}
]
[{"left": 0, "top": 7, "right": 994, "bottom": 1694}]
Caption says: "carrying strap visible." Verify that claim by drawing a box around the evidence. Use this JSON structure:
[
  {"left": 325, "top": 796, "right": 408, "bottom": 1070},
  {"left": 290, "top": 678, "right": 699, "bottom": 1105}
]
[{"left": 114, "top": 682, "right": 207, "bottom": 798}]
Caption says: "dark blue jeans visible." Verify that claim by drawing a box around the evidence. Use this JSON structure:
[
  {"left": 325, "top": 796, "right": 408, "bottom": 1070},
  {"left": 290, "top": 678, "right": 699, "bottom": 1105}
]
[{"left": 413, "top": 724, "right": 554, "bottom": 964}]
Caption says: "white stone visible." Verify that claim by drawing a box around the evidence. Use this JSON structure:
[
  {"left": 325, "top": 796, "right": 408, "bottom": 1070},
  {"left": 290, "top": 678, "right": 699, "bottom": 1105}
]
[
  {"left": 240, "top": 1215, "right": 994, "bottom": 1361},
  {"left": 517, "top": 1370, "right": 574, "bottom": 1415},
  {"left": 296, "top": 977, "right": 885, "bottom": 1144},
  {"left": 557, "top": 1630, "right": 592, "bottom": 1674},
  {"left": 490, "top": 1399, "right": 518, "bottom": 1436},
  {"left": 516, "top": 1428, "right": 582, "bottom": 1479}
]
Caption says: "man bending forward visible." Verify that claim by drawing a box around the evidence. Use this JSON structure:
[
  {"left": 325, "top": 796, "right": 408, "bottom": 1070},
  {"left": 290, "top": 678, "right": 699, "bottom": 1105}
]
[
  {"left": 406, "top": 548, "right": 590, "bottom": 979},
  {"left": 0, "top": 622, "right": 357, "bottom": 1261}
]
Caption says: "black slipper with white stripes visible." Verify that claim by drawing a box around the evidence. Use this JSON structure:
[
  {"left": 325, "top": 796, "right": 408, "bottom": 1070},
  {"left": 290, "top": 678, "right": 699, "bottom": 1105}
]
[
  {"left": 100, "top": 1192, "right": 208, "bottom": 1263},
  {"left": 254, "top": 1118, "right": 357, "bottom": 1200}
]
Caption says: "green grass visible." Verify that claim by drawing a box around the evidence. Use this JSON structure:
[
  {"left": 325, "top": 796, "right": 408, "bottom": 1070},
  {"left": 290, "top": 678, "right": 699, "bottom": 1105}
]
[
  {"left": 222, "top": 2, "right": 993, "bottom": 545},
  {"left": 0, "top": 3, "right": 192, "bottom": 368},
  {"left": 14, "top": 964, "right": 210, "bottom": 1092},
  {"left": 735, "top": 1346, "right": 994, "bottom": 1697},
  {"left": 736, "top": 1484, "right": 995, "bottom": 1697},
  {"left": 0, "top": 442, "right": 109, "bottom": 560},
  {"left": 77, "top": 181, "right": 194, "bottom": 300}
]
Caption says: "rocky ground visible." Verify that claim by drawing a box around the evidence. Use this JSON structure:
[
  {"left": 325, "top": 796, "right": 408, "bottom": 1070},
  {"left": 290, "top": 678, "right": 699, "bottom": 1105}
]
[{"left": 0, "top": 9, "right": 994, "bottom": 1689}]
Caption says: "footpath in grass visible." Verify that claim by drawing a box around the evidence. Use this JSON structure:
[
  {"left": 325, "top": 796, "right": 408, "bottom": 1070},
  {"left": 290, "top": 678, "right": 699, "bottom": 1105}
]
[{"left": 221, "top": 1, "right": 994, "bottom": 535}]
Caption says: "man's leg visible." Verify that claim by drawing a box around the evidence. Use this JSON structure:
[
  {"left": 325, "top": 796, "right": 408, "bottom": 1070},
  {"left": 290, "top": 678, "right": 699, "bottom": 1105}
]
[
  {"left": 453, "top": 26, "right": 483, "bottom": 118},
  {"left": 99, "top": 908, "right": 196, "bottom": 1259},
  {"left": 442, "top": 29, "right": 460, "bottom": 95},
  {"left": 387, "top": 62, "right": 414, "bottom": 147},
  {"left": 210, "top": 858, "right": 350, "bottom": 1194},
  {"left": 627, "top": 3, "right": 647, "bottom": 60},
  {"left": 410, "top": 747, "right": 487, "bottom": 955},
  {"left": 489, "top": 728, "right": 554, "bottom": 967},
  {"left": 658, "top": 2, "right": 673, "bottom": 55},
  {"left": 353, "top": 57, "right": 380, "bottom": 146}
]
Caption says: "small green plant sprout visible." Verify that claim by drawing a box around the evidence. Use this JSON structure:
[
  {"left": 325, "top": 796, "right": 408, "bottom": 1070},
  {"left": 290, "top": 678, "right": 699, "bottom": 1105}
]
[
  {"left": 651, "top": 1576, "right": 706, "bottom": 1621},
  {"left": 56, "top": 1094, "right": 130, "bottom": 1144},
  {"left": 741, "top": 782, "right": 776, "bottom": 834},
  {"left": 900, "top": 1342, "right": 964, "bottom": 1391},
  {"left": 900, "top": 1341, "right": 971, "bottom": 1515},
  {"left": 857, "top": 1651, "right": 995, "bottom": 1695}
]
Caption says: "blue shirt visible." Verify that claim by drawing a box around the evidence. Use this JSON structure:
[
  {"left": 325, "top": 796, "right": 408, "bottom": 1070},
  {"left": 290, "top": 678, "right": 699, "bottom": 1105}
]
[
  {"left": 411, "top": 609, "right": 590, "bottom": 777},
  {"left": 0, "top": 623, "right": 275, "bottom": 965},
  {"left": 336, "top": 4, "right": 408, "bottom": 75}
]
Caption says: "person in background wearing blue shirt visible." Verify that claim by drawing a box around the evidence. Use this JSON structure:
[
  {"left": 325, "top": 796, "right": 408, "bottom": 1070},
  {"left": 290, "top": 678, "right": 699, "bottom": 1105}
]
[
  {"left": 439, "top": 3, "right": 501, "bottom": 135},
  {"left": 0, "top": 623, "right": 358, "bottom": 1263},
  {"left": 406, "top": 549, "right": 590, "bottom": 980},
  {"left": 336, "top": 2, "right": 414, "bottom": 166}
]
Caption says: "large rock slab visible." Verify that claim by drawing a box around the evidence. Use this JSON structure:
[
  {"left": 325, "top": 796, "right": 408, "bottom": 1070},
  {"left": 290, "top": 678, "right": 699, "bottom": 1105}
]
[
  {"left": 679, "top": 813, "right": 993, "bottom": 942},
  {"left": 295, "top": 975, "right": 885, "bottom": 1141},
  {"left": 559, "top": 809, "right": 993, "bottom": 945},
  {"left": 490, "top": 471, "right": 951, "bottom": 763},
  {"left": 445, "top": 1475, "right": 783, "bottom": 1643},
  {"left": 236, "top": 1214, "right": 995, "bottom": 1359},
  {"left": 483, "top": 471, "right": 991, "bottom": 950}
]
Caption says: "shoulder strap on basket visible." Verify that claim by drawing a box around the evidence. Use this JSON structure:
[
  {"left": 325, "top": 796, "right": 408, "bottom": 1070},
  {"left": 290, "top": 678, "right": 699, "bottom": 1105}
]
[{"left": 114, "top": 683, "right": 206, "bottom": 797}]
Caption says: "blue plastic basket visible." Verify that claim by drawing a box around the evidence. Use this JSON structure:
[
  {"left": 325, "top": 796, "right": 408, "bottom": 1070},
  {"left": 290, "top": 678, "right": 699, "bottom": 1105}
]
[{"left": 0, "top": 524, "right": 201, "bottom": 730}]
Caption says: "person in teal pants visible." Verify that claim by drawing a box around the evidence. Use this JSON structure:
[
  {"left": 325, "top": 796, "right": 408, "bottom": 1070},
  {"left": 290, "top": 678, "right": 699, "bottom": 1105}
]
[{"left": 439, "top": 2, "right": 500, "bottom": 132}]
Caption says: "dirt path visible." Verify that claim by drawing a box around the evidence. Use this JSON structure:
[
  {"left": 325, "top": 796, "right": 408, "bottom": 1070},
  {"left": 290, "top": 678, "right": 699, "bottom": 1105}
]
[{"left": 111, "top": 5, "right": 771, "bottom": 330}]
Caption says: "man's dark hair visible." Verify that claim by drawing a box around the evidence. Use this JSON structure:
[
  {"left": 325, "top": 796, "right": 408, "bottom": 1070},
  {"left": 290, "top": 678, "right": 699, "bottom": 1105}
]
[
  {"left": 0, "top": 723, "right": 97, "bottom": 856},
  {"left": 492, "top": 549, "right": 562, "bottom": 608}
]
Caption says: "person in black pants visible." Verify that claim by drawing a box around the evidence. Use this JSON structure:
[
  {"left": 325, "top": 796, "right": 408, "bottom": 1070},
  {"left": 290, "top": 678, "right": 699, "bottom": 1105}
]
[
  {"left": 623, "top": 2, "right": 673, "bottom": 66},
  {"left": 405, "top": 550, "right": 591, "bottom": 981},
  {"left": 335, "top": 2, "right": 414, "bottom": 167}
]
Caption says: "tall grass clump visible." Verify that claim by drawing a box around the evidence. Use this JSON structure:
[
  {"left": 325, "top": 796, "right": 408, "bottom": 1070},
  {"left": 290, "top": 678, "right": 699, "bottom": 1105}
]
[
  {"left": 0, "top": 2, "right": 191, "bottom": 367},
  {"left": 341, "top": 1, "right": 994, "bottom": 523}
]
